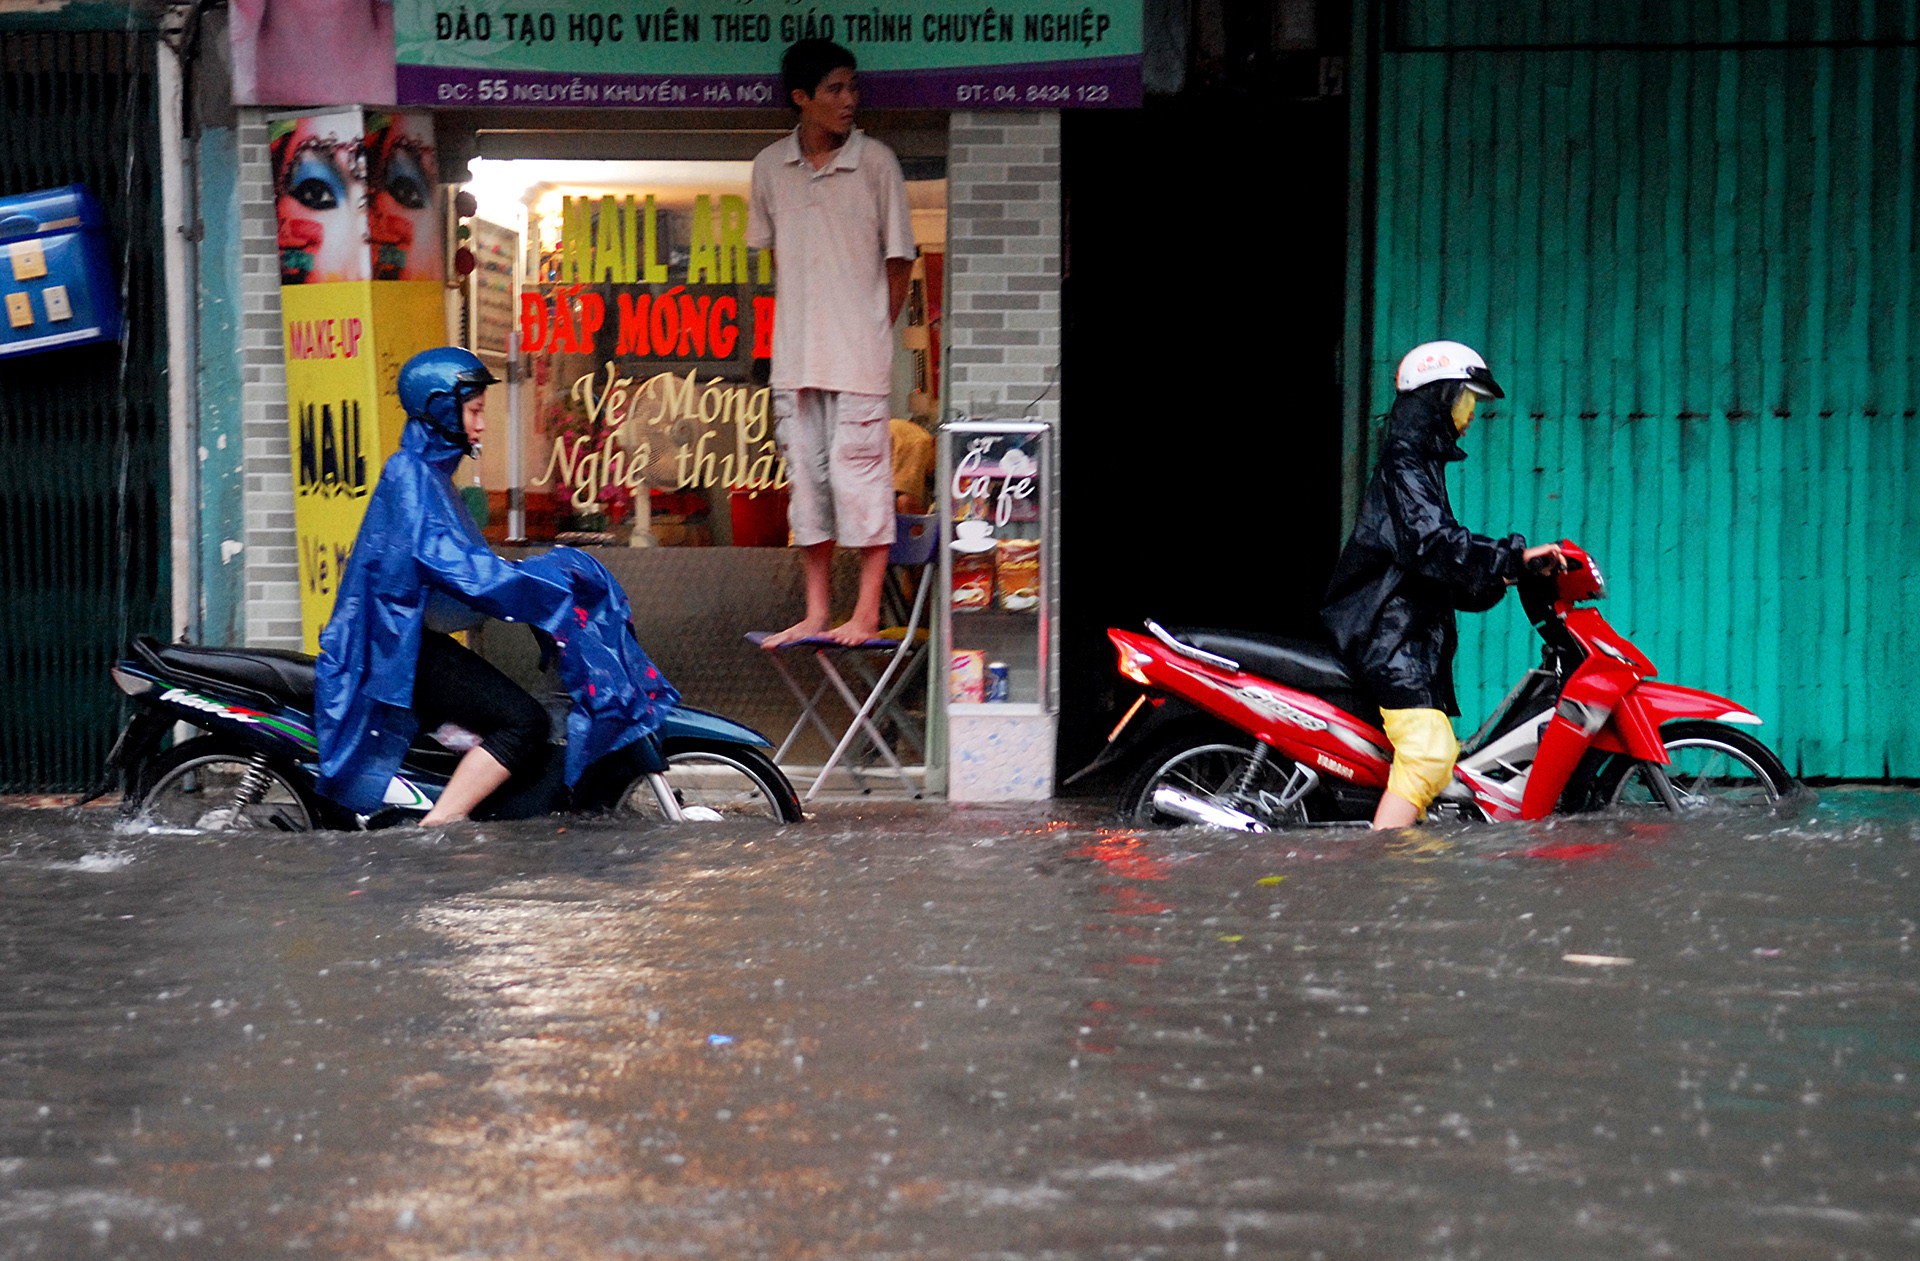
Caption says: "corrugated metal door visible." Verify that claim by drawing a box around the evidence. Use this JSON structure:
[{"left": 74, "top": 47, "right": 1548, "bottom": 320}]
[
  {"left": 1357, "top": 1, "right": 1920, "bottom": 777},
  {"left": 0, "top": 27, "right": 168, "bottom": 792}
]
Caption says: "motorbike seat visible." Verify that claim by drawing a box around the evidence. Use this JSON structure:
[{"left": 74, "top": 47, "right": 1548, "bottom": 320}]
[
  {"left": 1170, "top": 629, "right": 1354, "bottom": 690},
  {"left": 1167, "top": 628, "right": 1382, "bottom": 726},
  {"left": 151, "top": 641, "right": 317, "bottom": 707}
]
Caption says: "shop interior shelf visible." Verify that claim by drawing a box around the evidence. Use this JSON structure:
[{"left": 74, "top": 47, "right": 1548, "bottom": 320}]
[{"left": 950, "top": 606, "right": 1040, "bottom": 621}]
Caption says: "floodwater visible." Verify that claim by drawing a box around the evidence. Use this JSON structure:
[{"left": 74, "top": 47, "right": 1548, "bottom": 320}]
[{"left": 1, "top": 791, "right": 1916, "bottom": 1260}]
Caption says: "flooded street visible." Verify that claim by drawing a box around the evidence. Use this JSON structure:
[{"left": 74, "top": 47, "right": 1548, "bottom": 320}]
[{"left": 1, "top": 792, "right": 1916, "bottom": 1259}]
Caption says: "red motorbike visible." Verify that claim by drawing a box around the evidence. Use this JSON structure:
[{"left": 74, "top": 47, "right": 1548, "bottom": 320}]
[{"left": 1072, "top": 542, "right": 1799, "bottom": 829}]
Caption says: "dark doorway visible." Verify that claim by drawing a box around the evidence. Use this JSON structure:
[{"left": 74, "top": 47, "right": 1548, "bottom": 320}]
[{"left": 1057, "top": 94, "right": 1349, "bottom": 790}]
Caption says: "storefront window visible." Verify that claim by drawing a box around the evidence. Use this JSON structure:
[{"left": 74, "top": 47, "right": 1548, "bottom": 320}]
[{"left": 457, "top": 158, "right": 944, "bottom": 548}]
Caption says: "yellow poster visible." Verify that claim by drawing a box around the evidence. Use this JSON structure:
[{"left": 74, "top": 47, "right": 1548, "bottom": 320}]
[{"left": 281, "top": 280, "right": 446, "bottom": 649}]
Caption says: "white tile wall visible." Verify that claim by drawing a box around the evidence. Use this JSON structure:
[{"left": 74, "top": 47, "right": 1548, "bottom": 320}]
[{"left": 236, "top": 110, "right": 302, "bottom": 647}]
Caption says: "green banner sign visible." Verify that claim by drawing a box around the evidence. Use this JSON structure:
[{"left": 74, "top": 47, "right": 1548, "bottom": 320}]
[{"left": 394, "top": 0, "right": 1141, "bottom": 108}]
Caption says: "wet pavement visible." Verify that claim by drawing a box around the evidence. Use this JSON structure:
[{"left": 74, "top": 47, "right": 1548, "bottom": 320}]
[{"left": 1, "top": 791, "right": 1917, "bottom": 1259}]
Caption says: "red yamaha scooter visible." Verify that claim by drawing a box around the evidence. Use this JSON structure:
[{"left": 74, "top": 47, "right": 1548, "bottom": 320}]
[{"left": 1071, "top": 542, "right": 1799, "bottom": 829}]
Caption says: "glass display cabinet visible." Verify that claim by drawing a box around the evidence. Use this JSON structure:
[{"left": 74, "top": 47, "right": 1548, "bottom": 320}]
[{"left": 936, "top": 419, "right": 1054, "bottom": 799}]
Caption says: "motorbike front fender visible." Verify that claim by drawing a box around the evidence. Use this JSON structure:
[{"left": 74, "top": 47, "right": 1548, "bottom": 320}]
[
  {"left": 1523, "top": 679, "right": 1760, "bottom": 818},
  {"left": 1601, "top": 680, "right": 1760, "bottom": 762},
  {"left": 1610, "top": 696, "right": 1669, "bottom": 764},
  {"left": 1518, "top": 663, "right": 1635, "bottom": 821}
]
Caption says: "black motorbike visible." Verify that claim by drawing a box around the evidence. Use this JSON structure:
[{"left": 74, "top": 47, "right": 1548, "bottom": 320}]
[{"left": 104, "top": 635, "right": 802, "bottom": 830}]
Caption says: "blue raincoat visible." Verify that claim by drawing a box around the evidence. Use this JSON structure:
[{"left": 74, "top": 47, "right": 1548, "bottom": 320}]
[{"left": 315, "top": 416, "right": 677, "bottom": 814}]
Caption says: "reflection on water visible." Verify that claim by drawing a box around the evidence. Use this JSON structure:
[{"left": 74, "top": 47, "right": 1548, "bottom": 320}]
[{"left": 0, "top": 792, "right": 1916, "bottom": 1257}]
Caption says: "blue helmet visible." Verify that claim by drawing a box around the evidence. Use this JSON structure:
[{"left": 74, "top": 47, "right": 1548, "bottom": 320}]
[{"left": 397, "top": 346, "right": 499, "bottom": 456}]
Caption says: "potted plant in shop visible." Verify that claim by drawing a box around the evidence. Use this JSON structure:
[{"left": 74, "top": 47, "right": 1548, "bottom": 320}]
[
  {"left": 543, "top": 394, "right": 593, "bottom": 463},
  {"left": 598, "top": 482, "right": 640, "bottom": 546}
]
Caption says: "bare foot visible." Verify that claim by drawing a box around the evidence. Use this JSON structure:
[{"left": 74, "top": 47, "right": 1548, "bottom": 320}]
[
  {"left": 824, "top": 618, "right": 882, "bottom": 646},
  {"left": 760, "top": 616, "right": 831, "bottom": 649}
]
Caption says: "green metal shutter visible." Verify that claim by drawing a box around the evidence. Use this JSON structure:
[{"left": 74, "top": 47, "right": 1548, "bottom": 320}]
[
  {"left": 0, "top": 27, "right": 169, "bottom": 792},
  {"left": 1358, "top": 3, "right": 1920, "bottom": 778}
]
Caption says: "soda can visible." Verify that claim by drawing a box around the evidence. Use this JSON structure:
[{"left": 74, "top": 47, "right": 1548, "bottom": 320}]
[{"left": 985, "top": 661, "right": 1010, "bottom": 702}]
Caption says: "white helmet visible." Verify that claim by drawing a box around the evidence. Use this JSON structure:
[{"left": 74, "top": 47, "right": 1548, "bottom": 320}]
[{"left": 1396, "top": 340, "right": 1505, "bottom": 398}]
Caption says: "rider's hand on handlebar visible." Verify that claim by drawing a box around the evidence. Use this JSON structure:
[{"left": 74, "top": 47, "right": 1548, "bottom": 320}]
[{"left": 1522, "top": 543, "right": 1568, "bottom": 576}]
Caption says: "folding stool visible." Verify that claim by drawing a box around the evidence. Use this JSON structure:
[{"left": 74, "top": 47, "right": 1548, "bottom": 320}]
[{"left": 746, "top": 513, "right": 938, "bottom": 800}]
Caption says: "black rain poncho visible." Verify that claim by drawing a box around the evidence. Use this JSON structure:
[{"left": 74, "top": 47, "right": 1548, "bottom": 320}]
[{"left": 1321, "top": 387, "right": 1527, "bottom": 715}]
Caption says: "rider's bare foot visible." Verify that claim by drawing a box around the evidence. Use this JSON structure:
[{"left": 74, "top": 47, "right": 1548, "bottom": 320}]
[
  {"left": 760, "top": 616, "right": 831, "bottom": 649},
  {"left": 824, "top": 618, "right": 881, "bottom": 646}
]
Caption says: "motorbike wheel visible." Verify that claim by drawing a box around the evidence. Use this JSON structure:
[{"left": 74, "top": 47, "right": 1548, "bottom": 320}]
[
  {"left": 1122, "top": 739, "right": 1313, "bottom": 830},
  {"left": 1592, "top": 721, "right": 1794, "bottom": 814},
  {"left": 612, "top": 740, "right": 803, "bottom": 823},
  {"left": 130, "top": 737, "right": 322, "bottom": 832}
]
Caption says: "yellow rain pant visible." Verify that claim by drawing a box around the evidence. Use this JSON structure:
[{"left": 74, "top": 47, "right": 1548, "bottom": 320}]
[{"left": 1380, "top": 707, "right": 1460, "bottom": 814}]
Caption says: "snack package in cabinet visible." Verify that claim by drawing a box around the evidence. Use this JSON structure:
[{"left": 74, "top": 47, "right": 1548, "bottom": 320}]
[
  {"left": 951, "top": 551, "right": 995, "bottom": 611},
  {"left": 949, "top": 649, "right": 985, "bottom": 703},
  {"left": 995, "top": 539, "right": 1039, "bottom": 611}
]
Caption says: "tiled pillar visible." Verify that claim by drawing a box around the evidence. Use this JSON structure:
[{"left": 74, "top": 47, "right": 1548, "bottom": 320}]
[
  {"left": 236, "top": 111, "right": 302, "bottom": 648},
  {"left": 944, "top": 111, "right": 1062, "bottom": 801}
]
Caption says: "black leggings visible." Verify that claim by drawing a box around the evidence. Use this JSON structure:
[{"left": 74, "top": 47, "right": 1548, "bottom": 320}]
[{"left": 412, "top": 632, "right": 548, "bottom": 774}]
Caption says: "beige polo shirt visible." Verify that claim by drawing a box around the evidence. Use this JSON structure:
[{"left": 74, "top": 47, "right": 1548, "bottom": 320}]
[{"left": 746, "top": 128, "right": 916, "bottom": 398}]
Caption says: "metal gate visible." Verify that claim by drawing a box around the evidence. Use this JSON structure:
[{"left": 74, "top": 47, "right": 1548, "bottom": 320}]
[
  {"left": 0, "top": 26, "right": 168, "bottom": 792},
  {"left": 1352, "top": 0, "right": 1920, "bottom": 778}
]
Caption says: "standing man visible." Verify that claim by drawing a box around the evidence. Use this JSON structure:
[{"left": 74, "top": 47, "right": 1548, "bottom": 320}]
[{"left": 749, "top": 39, "right": 917, "bottom": 648}]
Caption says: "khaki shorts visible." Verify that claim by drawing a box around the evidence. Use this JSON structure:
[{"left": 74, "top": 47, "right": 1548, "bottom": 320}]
[{"left": 774, "top": 389, "right": 895, "bottom": 549}]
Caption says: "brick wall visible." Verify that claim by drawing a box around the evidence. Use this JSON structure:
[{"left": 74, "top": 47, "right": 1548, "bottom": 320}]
[
  {"left": 236, "top": 110, "right": 302, "bottom": 648},
  {"left": 945, "top": 111, "right": 1061, "bottom": 428}
]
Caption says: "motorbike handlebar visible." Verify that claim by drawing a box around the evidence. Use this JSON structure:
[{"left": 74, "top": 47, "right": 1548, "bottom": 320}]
[{"left": 1517, "top": 553, "right": 1577, "bottom": 625}]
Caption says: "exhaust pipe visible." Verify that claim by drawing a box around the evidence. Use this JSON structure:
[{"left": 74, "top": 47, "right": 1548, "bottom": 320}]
[{"left": 1150, "top": 786, "right": 1269, "bottom": 833}]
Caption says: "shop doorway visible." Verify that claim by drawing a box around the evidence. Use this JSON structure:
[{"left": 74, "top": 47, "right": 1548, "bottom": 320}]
[{"left": 1058, "top": 96, "right": 1350, "bottom": 787}]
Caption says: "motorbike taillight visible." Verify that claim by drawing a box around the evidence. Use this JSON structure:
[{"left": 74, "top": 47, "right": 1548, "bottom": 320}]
[
  {"left": 1116, "top": 642, "right": 1155, "bottom": 686},
  {"left": 111, "top": 666, "right": 154, "bottom": 696}
]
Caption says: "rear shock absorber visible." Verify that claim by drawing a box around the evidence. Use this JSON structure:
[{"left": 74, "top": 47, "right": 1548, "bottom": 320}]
[
  {"left": 230, "top": 755, "right": 276, "bottom": 814},
  {"left": 1227, "top": 743, "right": 1271, "bottom": 799}
]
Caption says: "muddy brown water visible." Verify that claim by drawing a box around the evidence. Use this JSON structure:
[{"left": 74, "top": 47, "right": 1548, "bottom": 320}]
[{"left": 1, "top": 791, "right": 1916, "bottom": 1259}]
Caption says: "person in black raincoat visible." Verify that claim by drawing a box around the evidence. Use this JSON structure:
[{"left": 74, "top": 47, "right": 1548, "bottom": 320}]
[{"left": 1322, "top": 341, "right": 1562, "bottom": 830}]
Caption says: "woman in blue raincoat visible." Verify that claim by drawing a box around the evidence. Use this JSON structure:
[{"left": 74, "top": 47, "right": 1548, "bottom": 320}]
[{"left": 315, "top": 347, "right": 677, "bottom": 823}]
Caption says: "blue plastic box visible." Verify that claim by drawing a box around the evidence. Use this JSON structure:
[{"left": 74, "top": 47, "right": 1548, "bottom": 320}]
[{"left": 0, "top": 184, "right": 123, "bottom": 360}]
